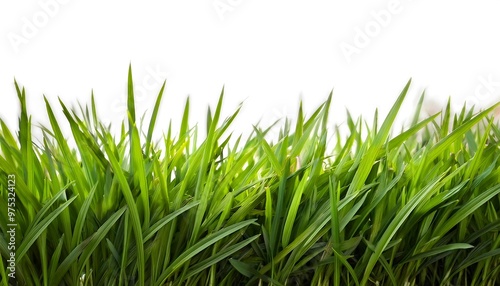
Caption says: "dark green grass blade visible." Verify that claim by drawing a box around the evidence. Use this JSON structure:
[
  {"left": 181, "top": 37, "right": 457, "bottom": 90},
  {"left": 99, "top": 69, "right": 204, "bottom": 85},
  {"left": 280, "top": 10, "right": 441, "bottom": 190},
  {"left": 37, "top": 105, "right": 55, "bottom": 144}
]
[{"left": 155, "top": 219, "right": 257, "bottom": 285}]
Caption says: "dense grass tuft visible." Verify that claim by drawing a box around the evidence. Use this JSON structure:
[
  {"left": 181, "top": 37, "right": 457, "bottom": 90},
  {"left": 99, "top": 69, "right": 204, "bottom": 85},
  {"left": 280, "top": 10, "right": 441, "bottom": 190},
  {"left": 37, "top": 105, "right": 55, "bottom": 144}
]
[{"left": 1, "top": 70, "right": 500, "bottom": 285}]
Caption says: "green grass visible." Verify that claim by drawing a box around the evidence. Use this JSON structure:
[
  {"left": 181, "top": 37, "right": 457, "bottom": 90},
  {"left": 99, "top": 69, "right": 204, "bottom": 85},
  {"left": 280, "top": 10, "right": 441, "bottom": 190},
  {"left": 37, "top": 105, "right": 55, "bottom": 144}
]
[{"left": 1, "top": 69, "right": 500, "bottom": 285}]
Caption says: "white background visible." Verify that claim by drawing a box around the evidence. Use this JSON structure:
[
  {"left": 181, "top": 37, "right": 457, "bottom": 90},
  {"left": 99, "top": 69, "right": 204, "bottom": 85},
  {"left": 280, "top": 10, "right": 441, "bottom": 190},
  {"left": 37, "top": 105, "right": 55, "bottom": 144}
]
[{"left": 1, "top": 0, "right": 500, "bottom": 140}]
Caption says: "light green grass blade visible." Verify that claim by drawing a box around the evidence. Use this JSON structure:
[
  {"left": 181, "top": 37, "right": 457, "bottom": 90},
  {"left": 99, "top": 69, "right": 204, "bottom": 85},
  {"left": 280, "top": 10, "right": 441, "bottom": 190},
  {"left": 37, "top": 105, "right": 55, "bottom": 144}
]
[
  {"left": 127, "top": 64, "right": 136, "bottom": 133},
  {"left": 424, "top": 102, "right": 500, "bottom": 163},
  {"left": 146, "top": 80, "right": 166, "bottom": 156},
  {"left": 402, "top": 243, "right": 473, "bottom": 263},
  {"left": 101, "top": 134, "right": 145, "bottom": 286},
  {"left": 282, "top": 170, "right": 310, "bottom": 247},
  {"left": 361, "top": 169, "right": 453, "bottom": 285},
  {"left": 71, "top": 184, "right": 97, "bottom": 248},
  {"left": 347, "top": 79, "right": 411, "bottom": 196},
  {"left": 436, "top": 184, "right": 500, "bottom": 238}
]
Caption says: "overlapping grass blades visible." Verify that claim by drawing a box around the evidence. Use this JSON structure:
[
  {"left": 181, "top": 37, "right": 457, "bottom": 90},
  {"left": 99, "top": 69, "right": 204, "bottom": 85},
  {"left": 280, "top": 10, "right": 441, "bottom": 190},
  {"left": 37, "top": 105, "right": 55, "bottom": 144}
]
[{"left": 1, "top": 70, "right": 500, "bottom": 285}]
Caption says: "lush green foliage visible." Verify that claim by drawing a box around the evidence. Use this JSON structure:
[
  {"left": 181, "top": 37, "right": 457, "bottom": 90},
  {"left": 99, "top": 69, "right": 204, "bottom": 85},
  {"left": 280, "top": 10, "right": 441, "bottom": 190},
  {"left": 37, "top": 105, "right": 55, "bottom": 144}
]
[{"left": 1, "top": 70, "right": 500, "bottom": 285}]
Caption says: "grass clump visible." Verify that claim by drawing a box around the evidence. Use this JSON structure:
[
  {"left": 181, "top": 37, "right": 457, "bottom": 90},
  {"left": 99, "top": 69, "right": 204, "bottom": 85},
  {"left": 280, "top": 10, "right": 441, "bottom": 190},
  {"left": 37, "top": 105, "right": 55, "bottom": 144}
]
[{"left": 1, "top": 68, "right": 500, "bottom": 285}]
